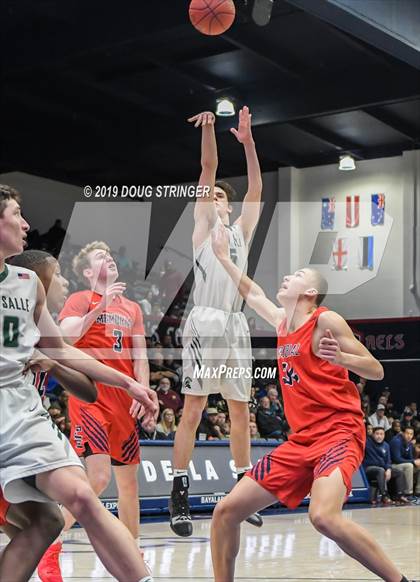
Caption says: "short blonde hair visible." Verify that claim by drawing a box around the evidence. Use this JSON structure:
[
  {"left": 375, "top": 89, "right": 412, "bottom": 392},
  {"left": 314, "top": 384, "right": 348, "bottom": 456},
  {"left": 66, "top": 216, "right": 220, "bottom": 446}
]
[{"left": 72, "top": 241, "right": 110, "bottom": 282}]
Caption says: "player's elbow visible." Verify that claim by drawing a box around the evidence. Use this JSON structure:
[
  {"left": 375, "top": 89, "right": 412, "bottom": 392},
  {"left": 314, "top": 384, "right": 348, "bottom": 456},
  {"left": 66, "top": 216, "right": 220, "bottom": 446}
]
[
  {"left": 369, "top": 360, "right": 384, "bottom": 381},
  {"left": 201, "top": 158, "right": 218, "bottom": 172}
]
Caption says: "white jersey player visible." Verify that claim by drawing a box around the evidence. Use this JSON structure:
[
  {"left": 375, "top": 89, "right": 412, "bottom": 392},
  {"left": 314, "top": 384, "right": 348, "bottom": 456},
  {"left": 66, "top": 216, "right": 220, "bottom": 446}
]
[
  {"left": 0, "top": 185, "right": 157, "bottom": 582},
  {"left": 169, "top": 108, "right": 263, "bottom": 536}
]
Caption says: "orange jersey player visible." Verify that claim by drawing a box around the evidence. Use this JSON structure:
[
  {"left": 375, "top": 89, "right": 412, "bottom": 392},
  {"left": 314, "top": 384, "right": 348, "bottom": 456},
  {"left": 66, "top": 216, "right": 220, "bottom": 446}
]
[
  {"left": 35, "top": 241, "right": 153, "bottom": 580},
  {"left": 209, "top": 223, "right": 413, "bottom": 582},
  {"left": 57, "top": 241, "right": 150, "bottom": 539},
  {"left": 60, "top": 281, "right": 146, "bottom": 466}
]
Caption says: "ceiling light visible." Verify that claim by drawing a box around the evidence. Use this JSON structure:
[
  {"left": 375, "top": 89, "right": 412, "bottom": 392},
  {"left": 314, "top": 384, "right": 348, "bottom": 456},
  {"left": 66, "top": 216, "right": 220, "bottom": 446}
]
[
  {"left": 252, "top": 0, "right": 274, "bottom": 26},
  {"left": 216, "top": 98, "right": 235, "bottom": 117},
  {"left": 338, "top": 155, "right": 356, "bottom": 171}
]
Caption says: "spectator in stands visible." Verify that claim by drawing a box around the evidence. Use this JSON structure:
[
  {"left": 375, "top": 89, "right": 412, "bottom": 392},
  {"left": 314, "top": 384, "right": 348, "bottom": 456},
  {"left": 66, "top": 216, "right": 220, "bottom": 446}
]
[
  {"left": 150, "top": 351, "right": 178, "bottom": 385},
  {"left": 256, "top": 396, "right": 285, "bottom": 441},
  {"left": 139, "top": 290, "right": 153, "bottom": 316},
  {"left": 163, "top": 351, "right": 179, "bottom": 373},
  {"left": 368, "top": 404, "right": 391, "bottom": 431},
  {"left": 138, "top": 422, "right": 169, "bottom": 440},
  {"left": 366, "top": 423, "right": 373, "bottom": 437},
  {"left": 248, "top": 386, "right": 258, "bottom": 413},
  {"left": 363, "top": 427, "right": 405, "bottom": 505},
  {"left": 385, "top": 400, "right": 399, "bottom": 420},
  {"left": 156, "top": 408, "right": 177, "bottom": 438},
  {"left": 400, "top": 408, "right": 414, "bottom": 431},
  {"left": 386, "top": 419, "right": 401, "bottom": 443},
  {"left": 156, "top": 377, "right": 183, "bottom": 414},
  {"left": 152, "top": 302, "right": 164, "bottom": 318},
  {"left": 216, "top": 412, "right": 227, "bottom": 429},
  {"left": 197, "top": 408, "right": 223, "bottom": 440},
  {"left": 250, "top": 421, "right": 262, "bottom": 440},
  {"left": 408, "top": 401, "right": 419, "bottom": 421},
  {"left": 390, "top": 427, "right": 420, "bottom": 501},
  {"left": 214, "top": 397, "right": 228, "bottom": 414},
  {"left": 267, "top": 387, "right": 283, "bottom": 416},
  {"left": 377, "top": 395, "right": 388, "bottom": 407},
  {"left": 249, "top": 411, "right": 257, "bottom": 424},
  {"left": 221, "top": 420, "right": 231, "bottom": 439}
]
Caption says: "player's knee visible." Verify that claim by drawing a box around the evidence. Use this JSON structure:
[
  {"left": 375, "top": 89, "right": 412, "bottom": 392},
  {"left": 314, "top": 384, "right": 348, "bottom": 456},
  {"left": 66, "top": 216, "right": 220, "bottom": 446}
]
[
  {"left": 309, "top": 510, "right": 340, "bottom": 537},
  {"left": 117, "top": 475, "right": 138, "bottom": 497},
  {"left": 67, "top": 482, "right": 98, "bottom": 519},
  {"left": 183, "top": 404, "right": 204, "bottom": 428},
  {"left": 213, "top": 499, "right": 240, "bottom": 527},
  {"left": 89, "top": 470, "right": 111, "bottom": 495}
]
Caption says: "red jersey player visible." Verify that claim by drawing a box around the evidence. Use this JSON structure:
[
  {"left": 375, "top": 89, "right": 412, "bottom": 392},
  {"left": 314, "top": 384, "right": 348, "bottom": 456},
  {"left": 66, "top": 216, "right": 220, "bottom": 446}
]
[
  {"left": 47, "top": 241, "right": 151, "bottom": 566},
  {"left": 209, "top": 224, "right": 412, "bottom": 582}
]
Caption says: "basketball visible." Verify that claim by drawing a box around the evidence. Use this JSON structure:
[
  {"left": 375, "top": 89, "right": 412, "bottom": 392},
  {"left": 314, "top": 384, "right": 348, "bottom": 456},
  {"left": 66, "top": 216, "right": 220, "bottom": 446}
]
[{"left": 189, "top": 0, "right": 236, "bottom": 36}]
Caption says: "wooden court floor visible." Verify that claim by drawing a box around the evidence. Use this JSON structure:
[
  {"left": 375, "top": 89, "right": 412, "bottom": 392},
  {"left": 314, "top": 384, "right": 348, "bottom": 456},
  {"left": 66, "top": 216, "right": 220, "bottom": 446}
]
[{"left": 1, "top": 505, "right": 419, "bottom": 581}]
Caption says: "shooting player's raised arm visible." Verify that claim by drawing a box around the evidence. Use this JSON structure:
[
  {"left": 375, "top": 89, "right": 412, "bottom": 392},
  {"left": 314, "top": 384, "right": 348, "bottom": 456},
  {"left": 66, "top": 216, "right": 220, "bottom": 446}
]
[
  {"left": 233, "top": 107, "right": 263, "bottom": 243},
  {"left": 189, "top": 111, "right": 219, "bottom": 249}
]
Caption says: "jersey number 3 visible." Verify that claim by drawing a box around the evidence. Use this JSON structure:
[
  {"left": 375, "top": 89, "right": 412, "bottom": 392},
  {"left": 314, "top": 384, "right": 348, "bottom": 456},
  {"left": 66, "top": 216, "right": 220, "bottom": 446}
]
[
  {"left": 112, "top": 329, "right": 123, "bottom": 353},
  {"left": 2, "top": 316, "right": 20, "bottom": 348}
]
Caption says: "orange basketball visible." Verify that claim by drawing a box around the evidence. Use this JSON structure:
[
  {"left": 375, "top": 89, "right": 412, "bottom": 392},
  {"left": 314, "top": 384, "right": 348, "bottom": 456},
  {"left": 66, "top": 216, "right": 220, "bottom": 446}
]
[{"left": 189, "top": 0, "right": 236, "bottom": 36}]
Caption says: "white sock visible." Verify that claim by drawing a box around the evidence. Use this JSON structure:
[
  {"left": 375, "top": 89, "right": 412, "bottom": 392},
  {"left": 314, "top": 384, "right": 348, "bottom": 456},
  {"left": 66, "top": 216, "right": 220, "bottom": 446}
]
[
  {"left": 173, "top": 469, "right": 188, "bottom": 477},
  {"left": 236, "top": 466, "right": 252, "bottom": 476}
]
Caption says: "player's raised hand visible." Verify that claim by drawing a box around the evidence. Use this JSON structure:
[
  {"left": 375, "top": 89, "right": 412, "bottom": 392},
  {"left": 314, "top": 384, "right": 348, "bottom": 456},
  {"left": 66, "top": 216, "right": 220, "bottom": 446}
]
[
  {"left": 230, "top": 106, "right": 253, "bottom": 144},
  {"left": 99, "top": 282, "right": 126, "bottom": 308},
  {"left": 318, "top": 328, "right": 342, "bottom": 365},
  {"left": 188, "top": 111, "right": 216, "bottom": 128},
  {"left": 211, "top": 224, "right": 230, "bottom": 262}
]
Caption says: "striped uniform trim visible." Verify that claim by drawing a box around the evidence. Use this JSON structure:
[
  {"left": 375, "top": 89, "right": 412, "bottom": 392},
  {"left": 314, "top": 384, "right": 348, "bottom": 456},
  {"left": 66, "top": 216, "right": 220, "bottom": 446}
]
[
  {"left": 250, "top": 454, "right": 273, "bottom": 482},
  {"left": 188, "top": 316, "right": 203, "bottom": 388},
  {"left": 80, "top": 409, "right": 110, "bottom": 454},
  {"left": 122, "top": 431, "right": 140, "bottom": 463},
  {"left": 314, "top": 440, "right": 349, "bottom": 478}
]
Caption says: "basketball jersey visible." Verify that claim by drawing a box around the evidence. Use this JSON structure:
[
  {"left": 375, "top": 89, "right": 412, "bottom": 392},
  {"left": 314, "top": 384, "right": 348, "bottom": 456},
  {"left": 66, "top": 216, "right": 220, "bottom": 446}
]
[
  {"left": 277, "top": 306, "right": 364, "bottom": 437},
  {"left": 193, "top": 218, "right": 248, "bottom": 312},
  {"left": 59, "top": 290, "right": 145, "bottom": 409},
  {"left": 0, "top": 264, "right": 40, "bottom": 389}
]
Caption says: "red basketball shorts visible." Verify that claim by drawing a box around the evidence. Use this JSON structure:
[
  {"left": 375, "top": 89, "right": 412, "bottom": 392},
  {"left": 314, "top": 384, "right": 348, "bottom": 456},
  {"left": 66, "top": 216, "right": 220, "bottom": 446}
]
[
  {"left": 0, "top": 488, "right": 10, "bottom": 526},
  {"left": 247, "top": 430, "right": 365, "bottom": 509},
  {"left": 69, "top": 397, "right": 140, "bottom": 466}
]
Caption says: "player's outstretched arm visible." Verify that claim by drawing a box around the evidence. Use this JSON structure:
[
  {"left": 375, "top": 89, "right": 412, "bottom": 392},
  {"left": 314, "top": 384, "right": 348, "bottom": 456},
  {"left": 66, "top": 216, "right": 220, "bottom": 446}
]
[
  {"left": 317, "top": 310, "right": 384, "bottom": 380},
  {"left": 233, "top": 106, "right": 263, "bottom": 242},
  {"left": 189, "top": 111, "right": 218, "bottom": 248},
  {"left": 211, "top": 224, "right": 284, "bottom": 328},
  {"left": 25, "top": 349, "right": 97, "bottom": 403},
  {"left": 34, "top": 279, "right": 158, "bottom": 422}
]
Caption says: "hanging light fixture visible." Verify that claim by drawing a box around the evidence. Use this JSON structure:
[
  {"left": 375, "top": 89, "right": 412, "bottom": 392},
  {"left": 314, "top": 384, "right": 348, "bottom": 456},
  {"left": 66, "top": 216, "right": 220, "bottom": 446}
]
[
  {"left": 216, "top": 98, "right": 235, "bottom": 117},
  {"left": 338, "top": 154, "right": 356, "bottom": 171}
]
